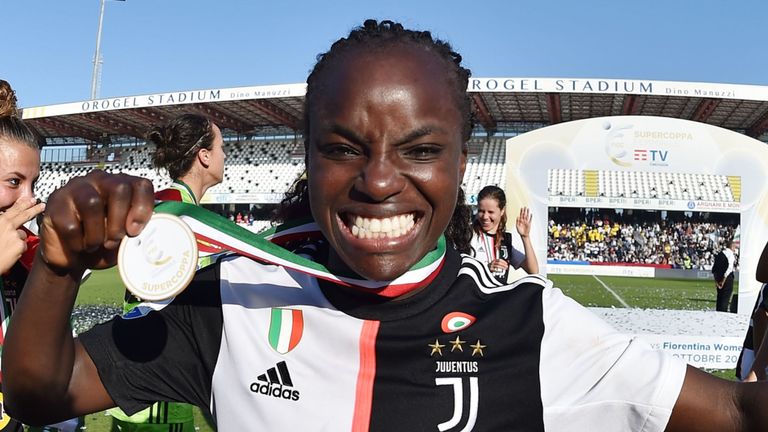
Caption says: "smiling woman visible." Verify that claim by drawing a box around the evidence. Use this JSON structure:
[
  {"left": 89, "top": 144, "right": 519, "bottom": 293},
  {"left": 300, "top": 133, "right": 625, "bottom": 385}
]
[
  {"left": 0, "top": 81, "right": 43, "bottom": 216},
  {"left": 305, "top": 37, "right": 469, "bottom": 283},
  {"left": 0, "top": 80, "right": 77, "bottom": 431},
  {"left": 470, "top": 185, "right": 539, "bottom": 282},
  {"left": 6, "top": 19, "right": 768, "bottom": 432}
]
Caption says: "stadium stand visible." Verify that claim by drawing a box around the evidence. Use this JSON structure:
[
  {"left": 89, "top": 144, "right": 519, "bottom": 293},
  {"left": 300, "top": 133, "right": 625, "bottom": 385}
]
[
  {"left": 548, "top": 215, "right": 738, "bottom": 270},
  {"left": 37, "top": 139, "right": 746, "bottom": 247},
  {"left": 548, "top": 168, "right": 585, "bottom": 197},
  {"left": 207, "top": 139, "right": 304, "bottom": 196},
  {"left": 35, "top": 137, "right": 508, "bottom": 205},
  {"left": 28, "top": 79, "right": 766, "bottom": 248},
  {"left": 546, "top": 168, "right": 741, "bottom": 268},
  {"left": 462, "top": 137, "right": 506, "bottom": 195},
  {"left": 549, "top": 168, "right": 739, "bottom": 203},
  {"left": 34, "top": 136, "right": 508, "bottom": 234}
]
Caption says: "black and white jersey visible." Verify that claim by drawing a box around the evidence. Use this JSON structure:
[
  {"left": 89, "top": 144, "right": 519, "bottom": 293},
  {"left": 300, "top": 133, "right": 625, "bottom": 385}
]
[
  {"left": 80, "top": 247, "right": 686, "bottom": 431},
  {"left": 736, "top": 283, "right": 768, "bottom": 380}
]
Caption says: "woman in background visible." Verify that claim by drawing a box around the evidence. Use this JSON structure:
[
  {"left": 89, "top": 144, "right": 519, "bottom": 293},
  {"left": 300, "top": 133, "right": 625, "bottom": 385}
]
[
  {"left": 470, "top": 185, "right": 538, "bottom": 281},
  {"left": 109, "top": 112, "right": 225, "bottom": 432},
  {"left": 150, "top": 113, "right": 226, "bottom": 208},
  {"left": 0, "top": 80, "right": 78, "bottom": 432}
]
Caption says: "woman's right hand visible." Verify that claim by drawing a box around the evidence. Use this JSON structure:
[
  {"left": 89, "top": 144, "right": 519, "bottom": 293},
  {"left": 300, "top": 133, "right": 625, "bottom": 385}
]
[
  {"left": 515, "top": 207, "right": 532, "bottom": 238},
  {"left": 489, "top": 258, "right": 509, "bottom": 274},
  {"left": 0, "top": 196, "right": 46, "bottom": 274},
  {"left": 39, "top": 170, "right": 155, "bottom": 274}
]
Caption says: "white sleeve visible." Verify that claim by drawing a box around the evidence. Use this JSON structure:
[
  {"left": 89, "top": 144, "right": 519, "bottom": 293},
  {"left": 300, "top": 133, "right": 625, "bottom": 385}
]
[{"left": 539, "top": 283, "right": 687, "bottom": 432}]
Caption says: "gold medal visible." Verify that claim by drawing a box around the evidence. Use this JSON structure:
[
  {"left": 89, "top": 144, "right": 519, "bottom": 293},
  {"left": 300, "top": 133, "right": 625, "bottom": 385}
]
[{"left": 117, "top": 213, "right": 198, "bottom": 301}]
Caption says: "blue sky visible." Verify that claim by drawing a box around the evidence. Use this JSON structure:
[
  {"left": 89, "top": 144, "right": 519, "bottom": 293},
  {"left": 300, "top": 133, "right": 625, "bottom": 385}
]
[{"left": 4, "top": 0, "right": 767, "bottom": 107}]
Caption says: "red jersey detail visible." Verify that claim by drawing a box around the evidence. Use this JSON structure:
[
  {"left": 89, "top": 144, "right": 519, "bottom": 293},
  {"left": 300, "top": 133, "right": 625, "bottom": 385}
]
[
  {"left": 154, "top": 189, "right": 184, "bottom": 202},
  {"left": 19, "top": 226, "right": 39, "bottom": 272},
  {"left": 352, "top": 320, "right": 379, "bottom": 431}
]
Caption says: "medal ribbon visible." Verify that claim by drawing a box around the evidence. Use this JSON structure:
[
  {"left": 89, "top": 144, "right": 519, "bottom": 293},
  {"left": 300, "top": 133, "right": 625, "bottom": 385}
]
[
  {"left": 483, "top": 232, "right": 496, "bottom": 263},
  {"left": 0, "top": 278, "right": 8, "bottom": 350},
  {"left": 154, "top": 201, "right": 446, "bottom": 291},
  {"left": 172, "top": 180, "right": 198, "bottom": 206}
]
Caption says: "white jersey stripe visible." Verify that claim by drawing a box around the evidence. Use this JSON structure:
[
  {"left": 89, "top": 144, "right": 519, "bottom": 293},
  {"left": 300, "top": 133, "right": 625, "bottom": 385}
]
[
  {"left": 462, "top": 377, "right": 479, "bottom": 432},
  {"left": 277, "top": 309, "right": 294, "bottom": 354},
  {"left": 459, "top": 257, "right": 504, "bottom": 288},
  {"left": 459, "top": 256, "right": 549, "bottom": 294}
]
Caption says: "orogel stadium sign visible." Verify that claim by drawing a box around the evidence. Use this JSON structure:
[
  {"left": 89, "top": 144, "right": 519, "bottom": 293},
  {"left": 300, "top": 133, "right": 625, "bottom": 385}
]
[
  {"left": 79, "top": 90, "right": 223, "bottom": 112},
  {"left": 469, "top": 78, "right": 768, "bottom": 101},
  {"left": 21, "top": 83, "right": 306, "bottom": 119},
  {"left": 470, "top": 78, "right": 654, "bottom": 94},
  {"left": 22, "top": 78, "right": 768, "bottom": 120}
]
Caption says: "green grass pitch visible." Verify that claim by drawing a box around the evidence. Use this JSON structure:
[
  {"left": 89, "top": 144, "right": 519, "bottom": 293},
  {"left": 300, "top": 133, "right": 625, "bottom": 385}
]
[{"left": 548, "top": 273, "right": 731, "bottom": 310}]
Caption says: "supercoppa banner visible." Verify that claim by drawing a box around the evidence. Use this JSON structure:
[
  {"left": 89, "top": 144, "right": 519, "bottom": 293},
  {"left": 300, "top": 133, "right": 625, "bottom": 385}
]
[{"left": 504, "top": 115, "right": 768, "bottom": 315}]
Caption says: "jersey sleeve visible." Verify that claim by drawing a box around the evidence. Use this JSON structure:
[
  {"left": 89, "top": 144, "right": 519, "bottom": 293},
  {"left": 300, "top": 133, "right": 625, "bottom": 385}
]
[
  {"left": 759, "top": 283, "right": 768, "bottom": 311},
  {"left": 468, "top": 233, "right": 480, "bottom": 259},
  {"left": 538, "top": 283, "right": 687, "bottom": 431},
  {"left": 507, "top": 245, "right": 526, "bottom": 269},
  {"left": 504, "top": 233, "right": 527, "bottom": 269},
  {"left": 79, "top": 264, "right": 223, "bottom": 416}
]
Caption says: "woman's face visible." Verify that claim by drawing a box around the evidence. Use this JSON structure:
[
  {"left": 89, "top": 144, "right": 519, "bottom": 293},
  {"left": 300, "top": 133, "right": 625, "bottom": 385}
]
[
  {"left": 0, "top": 139, "right": 39, "bottom": 211},
  {"left": 306, "top": 44, "right": 467, "bottom": 281},
  {"left": 207, "top": 123, "right": 226, "bottom": 184},
  {"left": 476, "top": 197, "right": 504, "bottom": 235}
]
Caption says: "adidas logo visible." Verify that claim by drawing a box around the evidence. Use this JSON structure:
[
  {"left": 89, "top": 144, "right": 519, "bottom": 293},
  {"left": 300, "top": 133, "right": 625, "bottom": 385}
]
[{"left": 249, "top": 361, "right": 300, "bottom": 401}]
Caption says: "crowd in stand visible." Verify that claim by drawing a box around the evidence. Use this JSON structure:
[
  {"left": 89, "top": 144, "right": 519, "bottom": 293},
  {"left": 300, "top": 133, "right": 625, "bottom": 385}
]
[
  {"left": 548, "top": 214, "right": 739, "bottom": 270},
  {"left": 215, "top": 205, "right": 740, "bottom": 272}
]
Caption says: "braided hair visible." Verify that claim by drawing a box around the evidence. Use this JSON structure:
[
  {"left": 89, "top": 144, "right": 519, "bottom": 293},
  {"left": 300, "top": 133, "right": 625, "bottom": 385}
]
[{"left": 304, "top": 19, "right": 473, "bottom": 142}]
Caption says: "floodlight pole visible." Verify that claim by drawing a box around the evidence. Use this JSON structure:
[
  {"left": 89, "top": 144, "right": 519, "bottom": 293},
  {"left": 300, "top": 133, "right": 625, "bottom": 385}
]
[
  {"left": 91, "top": 0, "right": 126, "bottom": 99},
  {"left": 90, "top": 0, "right": 107, "bottom": 100}
]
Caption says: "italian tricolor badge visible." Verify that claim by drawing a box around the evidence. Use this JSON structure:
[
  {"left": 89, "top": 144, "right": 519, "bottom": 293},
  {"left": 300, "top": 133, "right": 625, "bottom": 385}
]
[{"left": 269, "top": 308, "right": 304, "bottom": 354}]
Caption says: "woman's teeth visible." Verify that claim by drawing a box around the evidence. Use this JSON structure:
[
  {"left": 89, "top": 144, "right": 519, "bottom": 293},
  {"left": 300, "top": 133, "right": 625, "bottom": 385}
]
[{"left": 350, "top": 214, "right": 415, "bottom": 239}]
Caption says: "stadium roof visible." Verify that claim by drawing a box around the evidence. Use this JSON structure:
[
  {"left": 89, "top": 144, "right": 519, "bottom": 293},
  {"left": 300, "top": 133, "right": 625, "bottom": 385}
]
[{"left": 20, "top": 78, "right": 768, "bottom": 144}]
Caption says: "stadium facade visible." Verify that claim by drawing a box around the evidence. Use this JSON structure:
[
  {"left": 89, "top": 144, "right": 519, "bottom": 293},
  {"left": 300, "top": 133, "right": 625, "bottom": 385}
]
[
  {"left": 22, "top": 77, "right": 768, "bottom": 201},
  {"left": 21, "top": 78, "right": 768, "bottom": 313},
  {"left": 22, "top": 77, "right": 768, "bottom": 368},
  {"left": 22, "top": 77, "right": 768, "bottom": 146}
]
